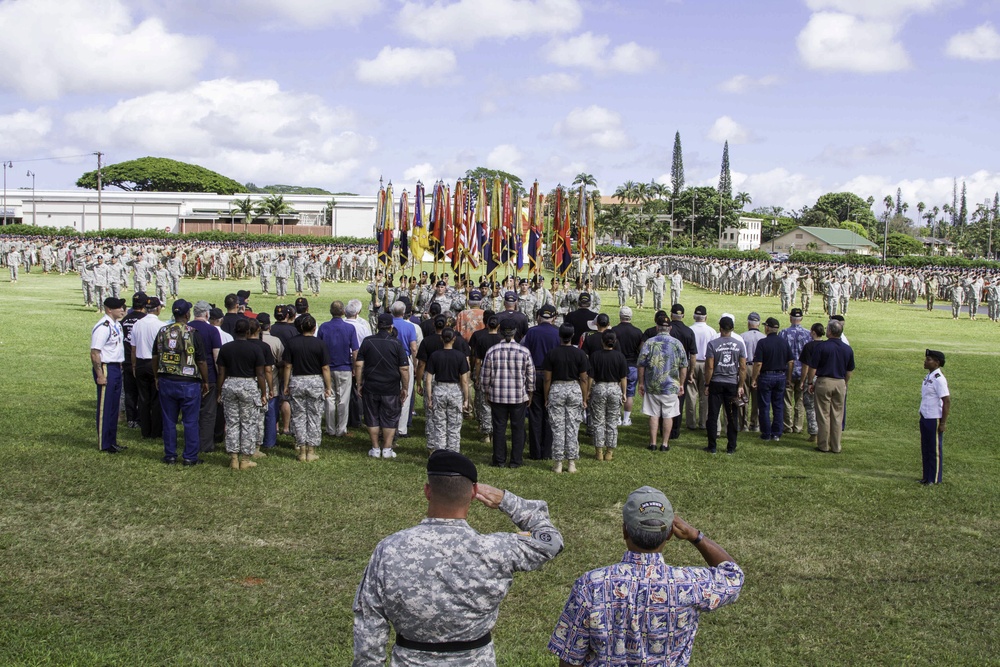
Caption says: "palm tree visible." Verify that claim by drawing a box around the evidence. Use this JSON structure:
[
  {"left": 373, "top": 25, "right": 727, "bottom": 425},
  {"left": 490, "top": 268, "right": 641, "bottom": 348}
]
[
  {"left": 735, "top": 191, "right": 752, "bottom": 211},
  {"left": 230, "top": 196, "right": 257, "bottom": 230},
  {"left": 573, "top": 172, "right": 598, "bottom": 189},
  {"left": 615, "top": 180, "right": 637, "bottom": 205},
  {"left": 255, "top": 194, "right": 296, "bottom": 235}
]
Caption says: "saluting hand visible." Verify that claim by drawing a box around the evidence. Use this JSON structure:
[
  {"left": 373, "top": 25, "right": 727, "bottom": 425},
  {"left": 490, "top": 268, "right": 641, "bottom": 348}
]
[
  {"left": 474, "top": 483, "right": 505, "bottom": 509},
  {"left": 671, "top": 515, "right": 699, "bottom": 542}
]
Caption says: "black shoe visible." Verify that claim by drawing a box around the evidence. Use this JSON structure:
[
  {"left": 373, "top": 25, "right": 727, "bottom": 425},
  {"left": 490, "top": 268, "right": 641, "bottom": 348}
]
[
  {"left": 647, "top": 444, "right": 658, "bottom": 451},
  {"left": 182, "top": 458, "right": 202, "bottom": 467},
  {"left": 162, "top": 456, "right": 178, "bottom": 464},
  {"left": 489, "top": 462, "right": 506, "bottom": 468},
  {"left": 659, "top": 445, "right": 670, "bottom": 452},
  {"left": 703, "top": 446, "right": 717, "bottom": 454},
  {"left": 507, "top": 463, "right": 521, "bottom": 469},
  {"left": 726, "top": 448, "right": 736, "bottom": 455},
  {"left": 396, "top": 432, "right": 411, "bottom": 439},
  {"left": 917, "top": 479, "right": 928, "bottom": 484},
  {"left": 772, "top": 436, "right": 781, "bottom": 442}
]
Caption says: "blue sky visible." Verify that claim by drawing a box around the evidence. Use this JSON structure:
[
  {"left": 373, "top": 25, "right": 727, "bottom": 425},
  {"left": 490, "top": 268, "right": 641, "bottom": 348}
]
[{"left": 0, "top": 0, "right": 997, "bottom": 215}]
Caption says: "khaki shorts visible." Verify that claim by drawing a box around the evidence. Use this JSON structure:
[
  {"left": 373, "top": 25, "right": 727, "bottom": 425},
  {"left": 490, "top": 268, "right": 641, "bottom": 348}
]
[{"left": 642, "top": 392, "right": 680, "bottom": 419}]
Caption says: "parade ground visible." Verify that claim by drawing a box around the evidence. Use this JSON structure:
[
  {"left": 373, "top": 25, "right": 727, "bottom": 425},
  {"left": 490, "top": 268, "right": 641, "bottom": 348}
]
[{"left": 1, "top": 271, "right": 997, "bottom": 666}]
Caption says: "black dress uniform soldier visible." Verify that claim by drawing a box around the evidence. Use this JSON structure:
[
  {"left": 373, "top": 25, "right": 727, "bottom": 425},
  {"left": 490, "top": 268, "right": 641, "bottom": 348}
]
[
  {"left": 120, "top": 291, "right": 148, "bottom": 429},
  {"left": 91, "top": 297, "right": 127, "bottom": 453},
  {"left": 352, "top": 450, "right": 564, "bottom": 667}
]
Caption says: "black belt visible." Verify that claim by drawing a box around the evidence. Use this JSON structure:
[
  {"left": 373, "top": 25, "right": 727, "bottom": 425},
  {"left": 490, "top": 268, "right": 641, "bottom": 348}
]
[
  {"left": 396, "top": 632, "right": 492, "bottom": 653},
  {"left": 762, "top": 370, "right": 785, "bottom": 374},
  {"left": 103, "top": 362, "right": 122, "bottom": 366}
]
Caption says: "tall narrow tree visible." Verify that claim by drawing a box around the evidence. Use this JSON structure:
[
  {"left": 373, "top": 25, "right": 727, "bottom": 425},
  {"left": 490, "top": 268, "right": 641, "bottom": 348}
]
[
  {"left": 718, "top": 141, "right": 732, "bottom": 200},
  {"left": 670, "top": 132, "right": 685, "bottom": 196},
  {"left": 959, "top": 182, "right": 968, "bottom": 227},
  {"left": 951, "top": 179, "right": 959, "bottom": 227}
]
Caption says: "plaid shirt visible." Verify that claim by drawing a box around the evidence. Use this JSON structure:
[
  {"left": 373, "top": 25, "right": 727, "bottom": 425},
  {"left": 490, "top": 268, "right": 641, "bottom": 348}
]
[{"left": 480, "top": 340, "right": 535, "bottom": 404}]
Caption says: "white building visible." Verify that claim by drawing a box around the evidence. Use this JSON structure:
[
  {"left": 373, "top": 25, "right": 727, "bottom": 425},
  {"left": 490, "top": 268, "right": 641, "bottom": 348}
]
[
  {"left": 0, "top": 189, "right": 382, "bottom": 239},
  {"left": 718, "top": 216, "right": 762, "bottom": 251}
]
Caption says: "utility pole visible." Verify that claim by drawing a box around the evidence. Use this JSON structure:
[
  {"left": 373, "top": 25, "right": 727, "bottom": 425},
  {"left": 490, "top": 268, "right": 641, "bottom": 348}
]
[
  {"left": 689, "top": 191, "right": 697, "bottom": 247},
  {"left": 95, "top": 152, "right": 104, "bottom": 232},
  {"left": 2, "top": 161, "right": 11, "bottom": 225},
  {"left": 26, "top": 170, "right": 35, "bottom": 225}
]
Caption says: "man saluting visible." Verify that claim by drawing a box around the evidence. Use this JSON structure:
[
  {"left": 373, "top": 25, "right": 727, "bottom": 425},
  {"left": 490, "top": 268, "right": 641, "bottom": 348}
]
[{"left": 352, "top": 450, "right": 563, "bottom": 666}]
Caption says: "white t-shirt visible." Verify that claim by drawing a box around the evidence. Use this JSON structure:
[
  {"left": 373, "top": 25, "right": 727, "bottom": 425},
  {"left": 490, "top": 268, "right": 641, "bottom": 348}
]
[
  {"left": 691, "top": 321, "right": 719, "bottom": 361},
  {"left": 131, "top": 314, "right": 165, "bottom": 359},
  {"left": 920, "top": 369, "right": 950, "bottom": 419}
]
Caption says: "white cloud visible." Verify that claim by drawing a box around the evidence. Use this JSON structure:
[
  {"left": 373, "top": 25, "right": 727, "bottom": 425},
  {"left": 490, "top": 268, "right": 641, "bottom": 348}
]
[
  {"left": 797, "top": 12, "right": 910, "bottom": 72},
  {"left": 554, "top": 105, "right": 629, "bottom": 150},
  {"left": 526, "top": 72, "right": 582, "bottom": 93},
  {"left": 804, "top": 0, "right": 952, "bottom": 20},
  {"left": 707, "top": 116, "right": 753, "bottom": 145},
  {"left": 355, "top": 47, "right": 458, "bottom": 86},
  {"left": 486, "top": 144, "right": 524, "bottom": 173},
  {"left": 397, "top": 0, "right": 582, "bottom": 47},
  {"left": 718, "top": 74, "right": 780, "bottom": 94},
  {"left": 0, "top": 109, "right": 53, "bottom": 154},
  {"left": 731, "top": 168, "right": 825, "bottom": 212},
  {"left": 838, "top": 171, "right": 1000, "bottom": 210},
  {"left": 816, "top": 138, "right": 915, "bottom": 166},
  {"left": 63, "top": 78, "right": 376, "bottom": 187},
  {"left": 945, "top": 23, "right": 1000, "bottom": 61},
  {"left": 545, "top": 32, "right": 657, "bottom": 73},
  {"left": 403, "top": 163, "right": 440, "bottom": 184},
  {"left": 0, "top": 0, "right": 209, "bottom": 100}
]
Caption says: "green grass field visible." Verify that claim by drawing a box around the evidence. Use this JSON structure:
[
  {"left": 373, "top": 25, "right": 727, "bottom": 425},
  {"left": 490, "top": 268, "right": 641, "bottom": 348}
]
[{"left": 1, "top": 270, "right": 997, "bottom": 666}]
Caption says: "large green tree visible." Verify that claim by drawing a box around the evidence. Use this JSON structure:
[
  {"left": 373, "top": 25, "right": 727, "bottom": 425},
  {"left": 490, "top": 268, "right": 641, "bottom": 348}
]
[
  {"left": 813, "top": 192, "right": 878, "bottom": 233},
  {"left": 77, "top": 157, "right": 244, "bottom": 194},
  {"left": 463, "top": 167, "right": 526, "bottom": 197},
  {"left": 244, "top": 183, "right": 333, "bottom": 195}
]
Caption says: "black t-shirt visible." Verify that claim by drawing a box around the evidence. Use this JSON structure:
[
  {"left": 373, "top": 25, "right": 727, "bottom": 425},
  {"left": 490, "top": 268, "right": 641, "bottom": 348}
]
[
  {"left": 121, "top": 310, "right": 147, "bottom": 358},
  {"left": 221, "top": 312, "right": 246, "bottom": 335},
  {"left": 581, "top": 330, "right": 620, "bottom": 359},
  {"left": 420, "top": 318, "right": 437, "bottom": 338},
  {"left": 282, "top": 334, "right": 329, "bottom": 376},
  {"left": 426, "top": 348, "right": 470, "bottom": 383},
  {"left": 357, "top": 332, "right": 408, "bottom": 395},
  {"left": 418, "top": 333, "right": 471, "bottom": 363},
  {"left": 470, "top": 329, "right": 503, "bottom": 360},
  {"left": 563, "top": 308, "right": 594, "bottom": 346},
  {"left": 270, "top": 321, "right": 298, "bottom": 348},
  {"left": 667, "top": 320, "right": 697, "bottom": 358},
  {"left": 800, "top": 339, "right": 821, "bottom": 369},
  {"left": 217, "top": 339, "right": 266, "bottom": 378},
  {"left": 255, "top": 338, "right": 276, "bottom": 368},
  {"left": 542, "top": 344, "right": 590, "bottom": 381},
  {"left": 641, "top": 325, "right": 658, "bottom": 344},
  {"left": 612, "top": 322, "right": 643, "bottom": 365},
  {"left": 589, "top": 348, "right": 629, "bottom": 383}
]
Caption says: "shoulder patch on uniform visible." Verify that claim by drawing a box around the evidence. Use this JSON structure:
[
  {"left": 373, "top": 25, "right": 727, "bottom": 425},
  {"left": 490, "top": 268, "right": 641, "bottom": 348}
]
[{"left": 101, "top": 320, "right": 110, "bottom": 327}]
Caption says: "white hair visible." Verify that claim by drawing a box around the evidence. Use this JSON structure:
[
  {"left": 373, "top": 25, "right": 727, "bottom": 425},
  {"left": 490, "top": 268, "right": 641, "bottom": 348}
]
[{"left": 345, "top": 299, "right": 362, "bottom": 317}]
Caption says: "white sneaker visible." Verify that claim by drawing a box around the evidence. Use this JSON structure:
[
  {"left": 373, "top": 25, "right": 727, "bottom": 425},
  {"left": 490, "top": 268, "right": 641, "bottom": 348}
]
[
  {"left": 382, "top": 448, "right": 397, "bottom": 459},
  {"left": 622, "top": 418, "right": 632, "bottom": 426},
  {"left": 368, "top": 448, "right": 382, "bottom": 458}
]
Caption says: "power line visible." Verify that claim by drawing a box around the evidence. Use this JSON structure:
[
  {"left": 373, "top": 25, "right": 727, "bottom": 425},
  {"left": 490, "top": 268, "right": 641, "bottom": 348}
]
[{"left": 0, "top": 152, "right": 100, "bottom": 164}]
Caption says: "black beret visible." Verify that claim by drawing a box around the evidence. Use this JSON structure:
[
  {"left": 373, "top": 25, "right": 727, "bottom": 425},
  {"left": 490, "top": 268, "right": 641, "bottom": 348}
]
[
  {"left": 427, "top": 450, "right": 477, "bottom": 483},
  {"left": 925, "top": 349, "right": 946, "bottom": 367}
]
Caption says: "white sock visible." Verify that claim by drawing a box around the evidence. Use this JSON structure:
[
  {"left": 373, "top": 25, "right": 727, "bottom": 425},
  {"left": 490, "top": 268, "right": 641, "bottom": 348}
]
[{"left": 623, "top": 411, "right": 631, "bottom": 421}]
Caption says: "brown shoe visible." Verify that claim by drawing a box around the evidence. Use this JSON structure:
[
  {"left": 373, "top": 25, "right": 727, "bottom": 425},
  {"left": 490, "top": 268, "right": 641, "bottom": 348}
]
[
  {"left": 230, "top": 453, "right": 240, "bottom": 470},
  {"left": 807, "top": 434, "right": 816, "bottom": 443},
  {"left": 605, "top": 449, "right": 614, "bottom": 461},
  {"left": 239, "top": 457, "right": 257, "bottom": 470},
  {"left": 567, "top": 461, "right": 577, "bottom": 473},
  {"left": 296, "top": 446, "right": 307, "bottom": 462},
  {"left": 596, "top": 448, "right": 605, "bottom": 461},
  {"left": 251, "top": 450, "right": 267, "bottom": 459},
  {"left": 306, "top": 447, "right": 319, "bottom": 462},
  {"left": 552, "top": 461, "right": 563, "bottom": 474}
]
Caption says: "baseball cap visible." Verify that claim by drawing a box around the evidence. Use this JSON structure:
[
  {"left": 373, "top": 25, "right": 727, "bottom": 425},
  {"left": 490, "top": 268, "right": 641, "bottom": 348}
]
[
  {"left": 131, "top": 291, "right": 147, "bottom": 308},
  {"left": 747, "top": 312, "right": 761, "bottom": 323},
  {"left": 499, "top": 317, "right": 518, "bottom": 332},
  {"left": 670, "top": 304, "right": 685, "bottom": 315},
  {"left": 103, "top": 297, "right": 126, "bottom": 309},
  {"left": 377, "top": 313, "right": 394, "bottom": 329},
  {"left": 469, "top": 290, "right": 483, "bottom": 301},
  {"left": 655, "top": 311, "right": 670, "bottom": 326},
  {"left": 294, "top": 297, "right": 309, "bottom": 313},
  {"left": 719, "top": 316, "right": 735, "bottom": 330},
  {"left": 209, "top": 307, "right": 224, "bottom": 320},
  {"left": 256, "top": 312, "right": 271, "bottom": 326},
  {"left": 504, "top": 291, "right": 518, "bottom": 303},
  {"left": 427, "top": 450, "right": 477, "bottom": 483},
  {"left": 588, "top": 313, "right": 610, "bottom": 330},
  {"left": 172, "top": 299, "right": 193, "bottom": 317},
  {"left": 538, "top": 305, "right": 556, "bottom": 319},
  {"left": 694, "top": 305, "right": 707, "bottom": 316},
  {"left": 519, "top": 278, "right": 528, "bottom": 285},
  {"left": 790, "top": 308, "right": 803, "bottom": 318},
  {"left": 145, "top": 296, "right": 162, "bottom": 309},
  {"left": 236, "top": 289, "right": 251, "bottom": 300},
  {"left": 578, "top": 292, "right": 592, "bottom": 306},
  {"left": 765, "top": 317, "right": 780, "bottom": 328},
  {"left": 623, "top": 486, "right": 673, "bottom": 534},
  {"left": 619, "top": 306, "right": 633, "bottom": 319}
]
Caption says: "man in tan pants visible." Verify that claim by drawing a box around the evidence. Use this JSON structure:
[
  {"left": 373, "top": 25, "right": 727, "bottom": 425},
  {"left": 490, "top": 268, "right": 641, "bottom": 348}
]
[{"left": 805, "top": 320, "right": 855, "bottom": 454}]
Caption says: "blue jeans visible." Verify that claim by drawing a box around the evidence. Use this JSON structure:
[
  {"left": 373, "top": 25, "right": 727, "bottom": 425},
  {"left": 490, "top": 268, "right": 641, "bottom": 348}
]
[
  {"left": 262, "top": 395, "right": 280, "bottom": 448},
  {"left": 757, "top": 373, "right": 786, "bottom": 439},
  {"left": 159, "top": 376, "right": 202, "bottom": 462}
]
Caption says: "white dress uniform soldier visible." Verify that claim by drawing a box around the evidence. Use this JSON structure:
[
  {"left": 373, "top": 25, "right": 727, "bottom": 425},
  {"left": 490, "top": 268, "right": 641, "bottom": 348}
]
[
  {"left": 91, "top": 297, "right": 127, "bottom": 453},
  {"left": 424, "top": 328, "right": 471, "bottom": 453},
  {"left": 352, "top": 450, "right": 564, "bottom": 667},
  {"left": 275, "top": 253, "right": 291, "bottom": 296}
]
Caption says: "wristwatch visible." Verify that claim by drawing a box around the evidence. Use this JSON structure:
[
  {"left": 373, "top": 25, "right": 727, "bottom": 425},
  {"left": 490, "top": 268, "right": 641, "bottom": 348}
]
[{"left": 692, "top": 531, "right": 704, "bottom": 545}]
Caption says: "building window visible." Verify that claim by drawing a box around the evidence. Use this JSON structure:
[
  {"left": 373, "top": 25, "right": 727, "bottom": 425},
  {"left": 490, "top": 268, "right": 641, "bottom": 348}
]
[{"left": 795, "top": 233, "right": 803, "bottom": 239}]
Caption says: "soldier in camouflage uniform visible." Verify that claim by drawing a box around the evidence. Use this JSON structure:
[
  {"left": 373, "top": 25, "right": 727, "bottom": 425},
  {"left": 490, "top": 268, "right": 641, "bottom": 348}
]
[
  {"left": 216, "top": 318, "right": 268, "bottom": 470},
  {"left": 282, "top": 315, "right": 333, "bottom": 462},
  {"left": 543, "top": 325, "right": 590, "bottom": 473},
  {"left": 352, "top": 450, "right": 563, "bottom": 667},
  {"left": 424, "top": 329, "right": 471, "bottom": 453}
]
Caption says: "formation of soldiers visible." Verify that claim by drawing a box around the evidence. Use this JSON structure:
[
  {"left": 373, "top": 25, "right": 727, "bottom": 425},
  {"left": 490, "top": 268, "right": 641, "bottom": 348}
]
[{"left": 4, "top": 234, "right": 1000, "bottom": 322}]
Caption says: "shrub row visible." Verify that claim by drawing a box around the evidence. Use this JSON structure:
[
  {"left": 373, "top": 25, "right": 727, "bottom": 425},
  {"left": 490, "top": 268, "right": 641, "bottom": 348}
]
[{"left": 0, "top": 224, "right": 376, "bottom": 247}]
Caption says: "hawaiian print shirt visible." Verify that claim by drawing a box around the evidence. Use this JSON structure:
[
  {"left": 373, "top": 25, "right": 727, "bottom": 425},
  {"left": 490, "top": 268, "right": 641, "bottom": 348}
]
[{"left": 636, "top": 334, "right": 688, "bottom": 395}]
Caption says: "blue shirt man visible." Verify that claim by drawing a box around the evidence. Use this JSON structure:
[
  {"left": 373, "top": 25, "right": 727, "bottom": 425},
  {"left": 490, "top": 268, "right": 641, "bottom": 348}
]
[
  {"left": 317, "top": 310, "right": 360, "bottom": 372},
  {"left": 520, "top": 305, "right": 561, "bottom": 460}
]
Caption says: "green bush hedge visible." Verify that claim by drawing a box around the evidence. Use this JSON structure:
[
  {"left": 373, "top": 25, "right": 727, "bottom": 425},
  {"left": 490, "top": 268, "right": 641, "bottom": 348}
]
[
  {"left": 596, "top": 244, "right": 771, "bottom": 261},
  {"left": 788, "top": 250, "right": 1000, "bottom": 270}
]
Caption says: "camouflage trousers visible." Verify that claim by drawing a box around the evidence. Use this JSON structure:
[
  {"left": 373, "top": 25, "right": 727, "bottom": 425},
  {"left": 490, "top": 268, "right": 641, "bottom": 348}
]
[
  {"left": 652, "top": 290, "right": 664, "bottom": 311},
  {"left": 670, "top": 288, "right": 681, "bottom": 305},
  {"left": 221, "top": 377, "right": 263, "bottom": 455},
  {"left": 276, "top": 277, "right": 288, "bottom": 296},
  {"left": 617, "top": 289, "right": 629, "bottom": 307},
  {"left": 289, "top": 374, "right": 325, "bottom": 447},
  {"left": 951, "top": 298, "right": 962, "bottom": 319},
  {"left": 427, "top": 383, "right": 463, "bottom": 452},
  {"left": 474, "top": 382, "right": 492, "bottom": 435},
  {"left": 802, "top": 382, "right": 818, "bottom": 435},
  {"left": 590, "top": 382, "right": 623, "bottom": 451},
  {"left": 801, "top": 293, "right": 812, "bottom": 314},
  {"left": 260, "top": 274, "right": 271, "bottom": 293},
  {"left": 549, "top": 382, "right": 583, "bottom": 461}
]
